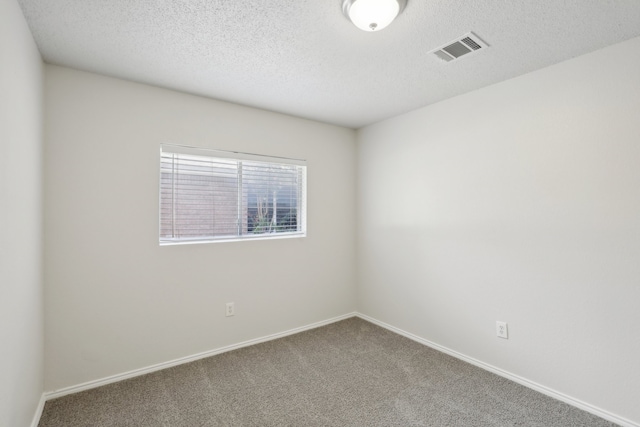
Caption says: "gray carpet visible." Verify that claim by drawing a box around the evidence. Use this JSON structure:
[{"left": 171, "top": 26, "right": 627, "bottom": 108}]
[{"left": 38, "top": 317, "right": 616, "bottom": 426}]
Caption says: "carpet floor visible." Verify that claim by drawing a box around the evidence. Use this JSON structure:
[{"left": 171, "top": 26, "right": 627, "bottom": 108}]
[{"left": 38, "top": 317, "right": 616, "bottom": 426}]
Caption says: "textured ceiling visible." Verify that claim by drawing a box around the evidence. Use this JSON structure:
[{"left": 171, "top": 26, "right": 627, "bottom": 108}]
[{"left": 16, "top": 0, "right": 640, "bottom": 128}]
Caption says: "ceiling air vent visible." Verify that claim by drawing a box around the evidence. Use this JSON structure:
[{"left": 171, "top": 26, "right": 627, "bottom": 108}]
[{"left": 430, "top": 32, "right": 488, "bottom": 62}]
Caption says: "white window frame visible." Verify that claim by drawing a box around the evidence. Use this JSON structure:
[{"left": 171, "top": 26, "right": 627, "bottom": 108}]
[{"left": 159, "top": 144, "right": 307, "bottom": 245}]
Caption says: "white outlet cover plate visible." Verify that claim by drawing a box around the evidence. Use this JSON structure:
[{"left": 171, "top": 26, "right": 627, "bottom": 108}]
[
  {"left": 496, "top": 321, "right": 508, "bottom": 339},
  {"left": 226, "top": 302, "right": 235, "bottom": 317}
]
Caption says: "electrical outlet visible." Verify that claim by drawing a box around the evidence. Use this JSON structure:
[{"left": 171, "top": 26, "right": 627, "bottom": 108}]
[
  {"left": 496, "top": 321, "right": 508, "bottom": 339},
  {"left": 226, "top": 302, "right": 235, "bottom": 317}
]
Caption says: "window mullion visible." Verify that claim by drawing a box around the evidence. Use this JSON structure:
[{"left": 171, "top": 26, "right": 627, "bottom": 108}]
[
  {"left": 237, "top": 161, "right": 243, "bottom": 237},
  {"left": 172, "top": 154, "right": 177, "bottom": 238}
]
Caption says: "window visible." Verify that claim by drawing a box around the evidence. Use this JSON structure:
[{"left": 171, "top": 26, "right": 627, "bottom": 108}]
[{"left": 160, "top": 145, "right": 306, "bottom": 244}]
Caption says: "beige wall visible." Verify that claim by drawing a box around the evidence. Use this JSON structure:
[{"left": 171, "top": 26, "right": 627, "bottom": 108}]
[
  {"left": 19, "top": 7, "right": 640, "bottom": 425},
  {"left": 357, "top": 36, "right": 640, "bottom": 424},
  {"left": 44, "top": 65, "right": 357, "bottom": 391},
  {"left": 0, "top": 0, "right": 44, "bottom": 425}
]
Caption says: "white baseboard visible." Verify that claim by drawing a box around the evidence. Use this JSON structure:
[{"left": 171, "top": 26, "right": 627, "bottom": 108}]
[
  {"left": 45, "top": 312, "right": 357, "bottom": 400},
  {"left": 356, "top": 312, "right": 638, "bottom": 427},
  {"left": 30, "top": 393, "right": 45, "bottom": 427},
  {"left": 41, "top": 311, "right": 637, "bottom": 427}
]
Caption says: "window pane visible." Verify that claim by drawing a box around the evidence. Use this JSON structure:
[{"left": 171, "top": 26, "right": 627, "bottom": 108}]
[
  {"left": 243, "top": 161, "right": 301, "bottom": 235},
  {"left": 160, "top": 147, "right": 306, "bottom": 244}
]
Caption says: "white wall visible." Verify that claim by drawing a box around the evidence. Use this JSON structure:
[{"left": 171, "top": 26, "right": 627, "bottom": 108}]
[
  {"left": 357, "top": 36, "right": 640, "bottom": 424},
  {"left": 0, "top": 0, "right": 44, "bottom": 425},
  {"left": 44, "top": 65, "right": 357, "bottom": 392}
]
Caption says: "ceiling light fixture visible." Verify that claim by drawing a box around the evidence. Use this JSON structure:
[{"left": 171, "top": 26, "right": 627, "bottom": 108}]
[{"left": 342, "top": 0, "right": 407, "bottom": 32}]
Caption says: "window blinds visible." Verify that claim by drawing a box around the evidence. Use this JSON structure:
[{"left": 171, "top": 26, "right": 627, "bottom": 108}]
[{"left": 160, "top": 145, "right": 306, "bottom": 244}]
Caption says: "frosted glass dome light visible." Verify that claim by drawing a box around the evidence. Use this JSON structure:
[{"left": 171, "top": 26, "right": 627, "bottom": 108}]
[{"left": 342, "top": 0, "right": 407, "bottom": 32}]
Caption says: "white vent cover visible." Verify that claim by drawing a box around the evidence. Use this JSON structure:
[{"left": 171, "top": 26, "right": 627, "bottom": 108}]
[{"left": 430, "top": 32, "right": 488, "bottom": 62}]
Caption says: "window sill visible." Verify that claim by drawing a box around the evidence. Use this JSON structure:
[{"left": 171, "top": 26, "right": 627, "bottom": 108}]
[{"left": 159, "top": 232, "right": 306, "bottom": 246}]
